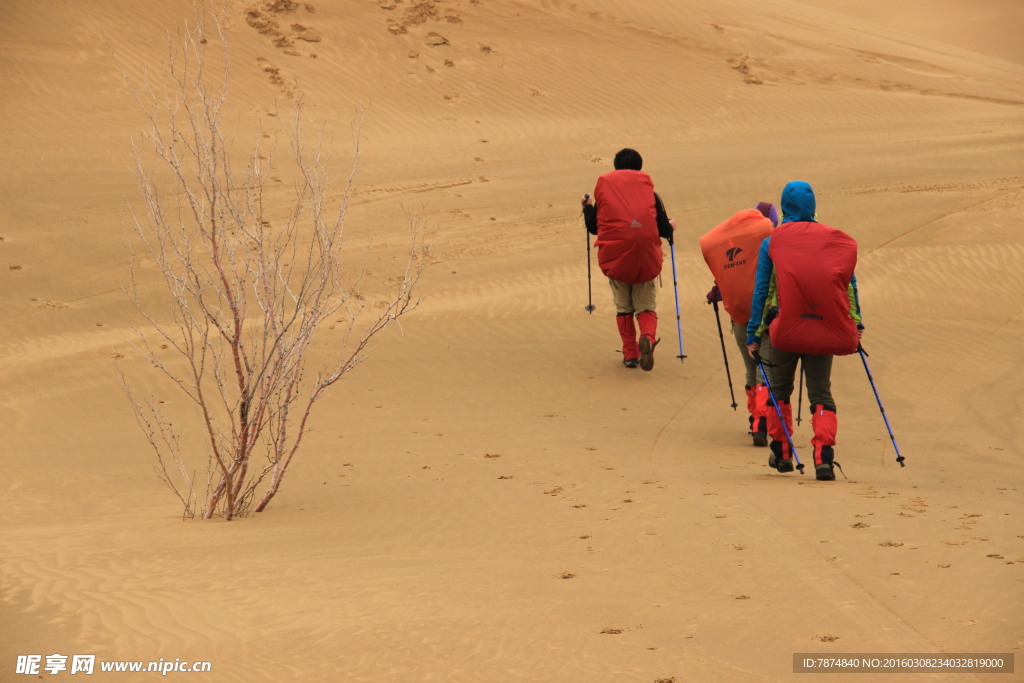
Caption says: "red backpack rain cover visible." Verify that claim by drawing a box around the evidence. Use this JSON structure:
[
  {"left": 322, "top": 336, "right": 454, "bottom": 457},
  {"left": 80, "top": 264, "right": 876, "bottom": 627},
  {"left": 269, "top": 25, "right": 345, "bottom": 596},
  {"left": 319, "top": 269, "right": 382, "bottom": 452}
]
[
  {"left": 699, "top": 209, "right": 773, "bottom": 325},
  {"left": 768, "top": 221, "right": 859, "bottom": 356},
  {"left": 593, "top": 170, "right": 663, "bottom": 284}
]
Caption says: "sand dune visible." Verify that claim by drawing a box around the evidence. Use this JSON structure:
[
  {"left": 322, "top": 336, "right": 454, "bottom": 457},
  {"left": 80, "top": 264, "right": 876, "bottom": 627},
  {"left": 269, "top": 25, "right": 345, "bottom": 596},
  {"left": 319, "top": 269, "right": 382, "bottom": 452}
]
[{"left": 2, "top": 0, "right": 1022, "bottom": 680}]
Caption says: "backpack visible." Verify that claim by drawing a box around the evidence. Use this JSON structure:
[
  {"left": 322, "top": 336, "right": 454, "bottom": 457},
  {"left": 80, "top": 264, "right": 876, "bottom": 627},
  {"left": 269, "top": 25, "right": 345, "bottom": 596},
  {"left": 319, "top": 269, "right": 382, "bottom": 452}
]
[
  {"left": 699, "top": 209, "right": 773, "bottom": 325},
  {"left": 768, "top": 221, "right": 859, "bottom": 355},
  {"left": 593, "top": 170, "right": 663, "bottom": 284}
]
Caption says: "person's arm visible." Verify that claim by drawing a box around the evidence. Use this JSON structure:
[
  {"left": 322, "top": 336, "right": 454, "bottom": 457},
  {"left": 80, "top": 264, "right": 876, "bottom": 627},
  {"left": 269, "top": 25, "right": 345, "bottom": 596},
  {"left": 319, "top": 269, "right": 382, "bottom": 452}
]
[
  {"left": 746, "top": 237, "right": 774, "bottom": 350},
  {"left": 582, "top": 194, "right": 598, "bottom": 235},
  {"left": 654, "top": 193, "right": 674, "bottom": 243},
  {"left": 848, "top": 272, "right": 864, "bottom": 339}
]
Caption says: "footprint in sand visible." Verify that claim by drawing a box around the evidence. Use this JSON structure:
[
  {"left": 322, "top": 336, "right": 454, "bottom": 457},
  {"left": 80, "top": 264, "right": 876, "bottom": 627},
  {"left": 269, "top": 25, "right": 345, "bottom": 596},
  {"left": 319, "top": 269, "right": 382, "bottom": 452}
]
[
  {"left": 425, "top": 32, "right": 449, "bottom": 47},
  {"left": 256, "top": 57, "right": 293, "bottom": 96},
  {"left": 729, "top": 55, "right": 763, "bottom": 85},
  {"left": 246, "top": 2, "right": 320, "bottom": 55},
  {"left": 291, "top": 24, "right": 322, "bottom": 42},
  {"left": 382, "top": 0, "right": 460, "bottom": 35}
]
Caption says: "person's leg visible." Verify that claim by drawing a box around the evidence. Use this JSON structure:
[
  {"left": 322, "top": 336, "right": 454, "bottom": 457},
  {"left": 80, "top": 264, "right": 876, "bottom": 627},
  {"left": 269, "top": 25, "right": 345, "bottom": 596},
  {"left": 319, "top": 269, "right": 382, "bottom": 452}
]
[
  {"left": 760, "top": 337, "right": 798, "bottom": 470},
  {"left": 616, "top": 314, "right": 640, "bottom": 366},
  {"left": 633, "top": 279, "right": 659, "bottom": 371},
  {"left": 610, "top": 280, "right": 639, "bottom": 364},
  {"left": 803, "top": 353, "right": 837, "bottom": 480},
  {"left": 761, "top": 336, "right": 798, "bottom": 403},
  {"left": 803, "top": 354, "right": 835, "bottom": 411},
  {"left": 733, "top": 321, "right": 759, "bottom": 389},
  {"left": 734, "top": 322, "right": 767, "bottom": 445}
]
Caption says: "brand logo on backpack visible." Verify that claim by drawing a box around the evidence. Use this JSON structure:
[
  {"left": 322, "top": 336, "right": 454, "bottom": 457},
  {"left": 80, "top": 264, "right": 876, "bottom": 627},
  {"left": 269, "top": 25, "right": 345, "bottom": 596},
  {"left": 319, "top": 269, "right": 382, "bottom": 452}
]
[
  {"left": 629, "top": 219, "right": 643, "bottom": 229},
  {"left": 722, "top": 246, "right": 747, "bottom": 270},
  {"left": 800, "top": 299, "right": 823, "bottom": 320}
]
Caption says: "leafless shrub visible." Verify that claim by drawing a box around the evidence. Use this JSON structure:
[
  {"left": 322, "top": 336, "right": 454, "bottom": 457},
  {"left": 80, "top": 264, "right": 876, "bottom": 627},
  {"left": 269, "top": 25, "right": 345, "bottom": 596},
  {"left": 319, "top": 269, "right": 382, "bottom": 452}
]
[{"left": 112, "top": 7, "right": 427, "bottom": 519}]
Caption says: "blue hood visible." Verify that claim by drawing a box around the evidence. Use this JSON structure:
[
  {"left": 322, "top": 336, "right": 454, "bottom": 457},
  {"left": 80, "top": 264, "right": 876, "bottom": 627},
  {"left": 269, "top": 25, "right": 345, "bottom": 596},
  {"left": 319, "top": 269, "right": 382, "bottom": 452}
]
[{"left": 780, "top": 181, "right": 816, "bottom": 223}]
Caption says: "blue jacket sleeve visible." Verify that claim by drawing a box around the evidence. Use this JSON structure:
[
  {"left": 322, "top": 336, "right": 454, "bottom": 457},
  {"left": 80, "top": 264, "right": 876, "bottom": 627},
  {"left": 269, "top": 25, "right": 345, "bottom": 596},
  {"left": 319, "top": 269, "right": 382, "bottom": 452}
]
[{"left": 746, "top": 237, "right": 773, "bottom": 345}]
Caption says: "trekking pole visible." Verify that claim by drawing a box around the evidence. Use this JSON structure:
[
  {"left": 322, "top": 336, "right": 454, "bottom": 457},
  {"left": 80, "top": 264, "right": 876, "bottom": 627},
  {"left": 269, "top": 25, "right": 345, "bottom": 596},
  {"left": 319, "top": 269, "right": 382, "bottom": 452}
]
[
  {"left": 709, "top": 300, "right": 738, "bottom": 409},
  {"left": 582, "top": 194, "right": 595, "bottom": 314},
  {"left": 858, "top": 345, "right": 906, "bottom": 467},
  {"left": 669, "top": 240, "right": 686, "bottom": 362},
  {"left": 754, "top": 351, "right": 804, "bottom": 474},
  {"left": 795, "top": 359, "right": 804, "bottom": 425}
]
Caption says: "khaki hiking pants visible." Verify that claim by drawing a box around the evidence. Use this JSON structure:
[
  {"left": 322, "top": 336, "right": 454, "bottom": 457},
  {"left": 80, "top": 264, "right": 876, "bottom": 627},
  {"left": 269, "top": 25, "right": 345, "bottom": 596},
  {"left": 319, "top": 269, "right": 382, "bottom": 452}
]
[{"left": 609, "top": 277, "right": 658, "bottom": 314}]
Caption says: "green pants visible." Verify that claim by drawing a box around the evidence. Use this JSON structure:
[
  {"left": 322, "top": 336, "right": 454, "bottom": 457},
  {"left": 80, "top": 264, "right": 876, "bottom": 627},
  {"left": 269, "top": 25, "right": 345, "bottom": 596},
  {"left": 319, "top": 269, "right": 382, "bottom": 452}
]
[
  {"left": 732, "top": 321, "right": 759, "bottom": 388},
  {"left": 760, "top": 335, "right": 835, "bottom": 410}
]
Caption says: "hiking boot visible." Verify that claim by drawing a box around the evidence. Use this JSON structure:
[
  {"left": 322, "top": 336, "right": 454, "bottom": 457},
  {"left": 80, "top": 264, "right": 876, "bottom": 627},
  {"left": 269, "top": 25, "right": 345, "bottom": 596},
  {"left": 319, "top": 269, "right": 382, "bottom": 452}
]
[
  {"left": 622, "top": 357, "right": 639, "bottom": 369},
  {"left": 751, "top": 416, "right": 767, "bottom": 447},
  {"left": 768, "top": 441, "right": 793, "bottom": 473},
  {"left": 638, "top": 335, "right": 655, "bottom": 372},
  {"left": 815, "top": 444, "right": 837, "bottom": 481}
]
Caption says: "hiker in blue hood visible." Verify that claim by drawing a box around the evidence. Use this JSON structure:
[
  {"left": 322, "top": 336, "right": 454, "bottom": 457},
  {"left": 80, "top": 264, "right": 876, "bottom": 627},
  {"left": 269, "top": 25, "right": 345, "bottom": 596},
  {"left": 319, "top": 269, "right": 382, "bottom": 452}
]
[{"left": 745, "top": 181, "right": 864, "bottom": 481}]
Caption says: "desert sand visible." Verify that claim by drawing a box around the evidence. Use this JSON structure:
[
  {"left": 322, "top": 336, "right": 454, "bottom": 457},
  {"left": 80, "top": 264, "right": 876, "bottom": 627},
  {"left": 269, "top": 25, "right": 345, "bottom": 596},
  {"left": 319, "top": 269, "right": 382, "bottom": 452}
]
[{"left": 2, "top": 0, "right": 1022, "bottom": 680}]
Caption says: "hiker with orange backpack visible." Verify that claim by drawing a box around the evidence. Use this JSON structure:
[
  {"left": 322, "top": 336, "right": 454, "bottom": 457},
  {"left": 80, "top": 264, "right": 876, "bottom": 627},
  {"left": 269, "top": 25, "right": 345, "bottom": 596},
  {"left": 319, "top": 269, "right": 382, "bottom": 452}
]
[
  {"left": 699, "top": 202, "right": 779, "bottom": 446},
  {"left": 745, "top": 181, "right": 863, "bottom": 481},
  {"left": 582, "top": 149, "right": 676, "bottom": 371}
]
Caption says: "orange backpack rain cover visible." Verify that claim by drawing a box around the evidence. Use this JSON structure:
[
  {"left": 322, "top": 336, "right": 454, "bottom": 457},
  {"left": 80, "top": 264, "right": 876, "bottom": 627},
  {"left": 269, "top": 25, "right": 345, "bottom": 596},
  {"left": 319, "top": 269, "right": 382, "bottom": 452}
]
[{"left": 699, "top": 209, "right": 773, "bottom": 325}]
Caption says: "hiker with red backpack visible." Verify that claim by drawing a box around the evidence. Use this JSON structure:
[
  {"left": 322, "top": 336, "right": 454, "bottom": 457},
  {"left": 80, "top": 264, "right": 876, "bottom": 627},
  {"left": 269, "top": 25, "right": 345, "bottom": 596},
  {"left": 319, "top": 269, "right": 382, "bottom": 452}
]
[
  {"left": 582, "top": 149, "right": 676, "bottom": 370},
  {"left": 699, "top": 202, "right": 779, "bottom": 446},
  {"left": 745, "top": 181, "right": 863, "bottom": 481}
]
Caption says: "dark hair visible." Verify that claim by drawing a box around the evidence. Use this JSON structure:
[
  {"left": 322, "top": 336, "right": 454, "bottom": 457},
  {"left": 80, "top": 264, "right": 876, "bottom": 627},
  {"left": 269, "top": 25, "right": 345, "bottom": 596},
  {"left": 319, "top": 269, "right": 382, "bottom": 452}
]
[{"left": 613, "top": 148, "right": 643, "bottom": 170}]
